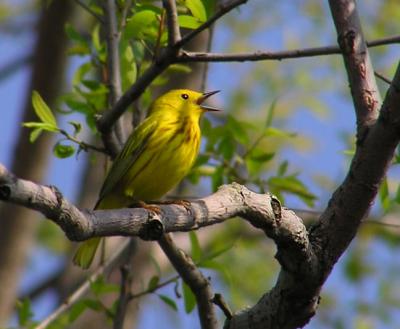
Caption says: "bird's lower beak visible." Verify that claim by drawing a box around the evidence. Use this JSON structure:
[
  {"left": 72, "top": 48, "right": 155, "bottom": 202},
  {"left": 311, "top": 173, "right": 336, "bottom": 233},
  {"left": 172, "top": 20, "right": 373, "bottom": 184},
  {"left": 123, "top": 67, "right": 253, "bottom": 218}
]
[{"left": 197, "top": 90, "right": 221, "bottom": 112}]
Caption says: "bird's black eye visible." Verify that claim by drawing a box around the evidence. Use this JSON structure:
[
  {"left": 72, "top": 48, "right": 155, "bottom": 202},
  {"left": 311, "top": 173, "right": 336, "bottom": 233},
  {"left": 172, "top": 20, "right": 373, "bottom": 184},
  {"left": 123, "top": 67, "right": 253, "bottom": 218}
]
[{"left": 181, "top": 93, "right": 189, "bottom": 100}]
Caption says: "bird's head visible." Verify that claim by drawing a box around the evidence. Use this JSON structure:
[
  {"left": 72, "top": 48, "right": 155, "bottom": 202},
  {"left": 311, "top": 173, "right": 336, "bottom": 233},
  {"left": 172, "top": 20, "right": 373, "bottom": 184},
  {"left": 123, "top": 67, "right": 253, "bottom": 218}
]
[{"left": 148, "top": 89, "right": 220, "bottom": 119}]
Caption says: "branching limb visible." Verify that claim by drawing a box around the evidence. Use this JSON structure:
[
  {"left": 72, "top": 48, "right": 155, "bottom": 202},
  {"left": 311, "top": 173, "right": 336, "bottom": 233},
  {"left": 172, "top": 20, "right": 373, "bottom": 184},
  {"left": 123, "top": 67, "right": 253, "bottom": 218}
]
[
  {"left": 59, "top": 129, "right": 108, "bottom": 154},
  {"left": 158, "top": 234, "right": 218, "bottom": 329}
]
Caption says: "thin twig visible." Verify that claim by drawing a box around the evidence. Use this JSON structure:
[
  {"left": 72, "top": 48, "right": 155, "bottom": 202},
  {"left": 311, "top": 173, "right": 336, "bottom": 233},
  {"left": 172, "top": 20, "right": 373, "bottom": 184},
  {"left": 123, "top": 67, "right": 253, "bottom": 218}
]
[
  {"left": 212, "top": 293, "right": 232, "bottom": 319},
  {"left": 158, "top": 234, "right": 218, "bottom": 329},
  {"left": 34, "top": 240, "right": 130, "bottom": 329},
  {"left": 118, "top": 0, "right": 133, "bottom": 37},
  {"left": 163, "top": 0, "right": 182, "bottom": 46},
  {"left": 113, "top": 239, "right": 136, "bottom": 329},
  {"left": 0, "top": 54, "right": 32, "bottom": 83},
  {"left": 375, "top": 71, "right": 392, "bottom": 85},
  {"left": 177, "top": 32, "right": 400, "bottom": 63},
  {"left": 74, "top": 0, "right": 104, "bottom": 23},
  {"left": 59, "top": 129, "right": 108, "bottom": 154},
  {"left": 129, "top": 275, "right": 179, "bottom": 299},
  {"left": 176, "top": 0, "right": 248, "bottom": 48}
]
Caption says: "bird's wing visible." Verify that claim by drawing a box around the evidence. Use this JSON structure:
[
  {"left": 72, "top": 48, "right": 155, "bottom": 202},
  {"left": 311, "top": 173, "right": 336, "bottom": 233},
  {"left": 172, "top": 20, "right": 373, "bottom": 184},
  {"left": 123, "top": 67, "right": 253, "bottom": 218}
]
[{"left": 96, "top": 118, "right": 157, "bottom": 205}]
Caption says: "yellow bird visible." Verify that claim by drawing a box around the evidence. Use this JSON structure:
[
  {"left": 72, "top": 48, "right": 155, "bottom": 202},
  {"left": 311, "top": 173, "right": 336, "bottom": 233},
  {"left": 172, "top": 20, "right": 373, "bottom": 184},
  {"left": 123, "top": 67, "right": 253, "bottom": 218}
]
[{"left": 73, "top": 89, "right": 220, "bottom": 269}]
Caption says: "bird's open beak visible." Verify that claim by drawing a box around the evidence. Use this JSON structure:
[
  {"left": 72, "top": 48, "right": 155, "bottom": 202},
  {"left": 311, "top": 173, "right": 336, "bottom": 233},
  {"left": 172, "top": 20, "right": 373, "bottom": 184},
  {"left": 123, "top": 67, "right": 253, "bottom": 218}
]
[{"left": 197, "top": 90, "right": 221, "bottom": 112}]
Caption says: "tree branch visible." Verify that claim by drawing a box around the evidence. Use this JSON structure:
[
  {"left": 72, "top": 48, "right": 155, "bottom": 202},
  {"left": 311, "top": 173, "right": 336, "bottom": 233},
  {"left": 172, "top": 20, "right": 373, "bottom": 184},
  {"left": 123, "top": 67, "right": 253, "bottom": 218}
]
[
  {"left": 113, "top": 240, "right": 136, "bottom": 329},
  {"left": 101, "top": 0, "right": 125, "bottom": 156},
  {"left": 163, "top": 0, "right": 181, "bottom": 46},
  {"left": 225, "top": 61, "right": 400, "bottom": 329},
  {"left": 328, "top": 0, "right": 381, "bottom": 136},
  {"left": 158, "top": 234, "right": 218, "bottom": 329},
  {"left": 176, "top": 34, "right": 400, "bottom": 63},
  {"left": 176, "top": 0, "right": 248, "bottom": 48},
  {"left": 0, "top": 164, "right": 308, "bottom": 247}
]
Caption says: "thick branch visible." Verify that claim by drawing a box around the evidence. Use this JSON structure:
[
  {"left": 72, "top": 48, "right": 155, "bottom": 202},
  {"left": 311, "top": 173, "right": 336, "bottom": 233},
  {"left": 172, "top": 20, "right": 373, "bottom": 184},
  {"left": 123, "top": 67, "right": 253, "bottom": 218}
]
[
  {"left": 329, "top": 0, "right": 381, "bottom": 135},
  {"left": 159, "top": 234, "right": 218, "bottom": 329},
  {"left": 0, "top": 163, "right": 309, "bottom": 255},
  {"left": 225, "top": 61, "right": 400, "bottom": 329}
]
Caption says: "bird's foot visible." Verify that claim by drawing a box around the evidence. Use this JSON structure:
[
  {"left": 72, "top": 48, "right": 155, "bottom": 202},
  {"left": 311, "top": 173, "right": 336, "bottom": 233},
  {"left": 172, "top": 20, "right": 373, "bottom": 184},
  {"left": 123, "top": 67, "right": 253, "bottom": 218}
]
[
  {"left": 129, "top": 200, "right": 162, "bottom": 215},
  {"left": 155, "top": 199, "right": 192, "bottom": 214}
]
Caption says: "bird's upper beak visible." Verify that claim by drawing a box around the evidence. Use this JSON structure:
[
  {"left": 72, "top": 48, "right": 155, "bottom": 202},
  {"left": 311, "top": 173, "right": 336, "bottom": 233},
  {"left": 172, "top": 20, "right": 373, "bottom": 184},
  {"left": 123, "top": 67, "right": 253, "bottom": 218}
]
[{"left": 197, "top": 90, "right": 221, "bottom": 112}]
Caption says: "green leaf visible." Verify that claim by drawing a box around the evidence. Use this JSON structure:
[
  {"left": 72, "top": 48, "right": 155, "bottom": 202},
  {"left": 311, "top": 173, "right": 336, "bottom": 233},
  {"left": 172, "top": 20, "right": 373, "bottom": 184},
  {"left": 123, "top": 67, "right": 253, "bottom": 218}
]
[
  {"left": 125, "top": 10, "right": 159, "bottom": 40},
  {"left": 32, "top": 91, "right": 57, "bottom": 126},
  {"left": 64, "top": 98, "right": 93, "bottom": 114},
  {"left": 73, "top": 62, "right": 92, "bottom": 86},
  {"left": 189, "top": 231, "right": 202, "bottom": 261},
  {"left": 65, "top": 23, "right": 86, "bottom": 43},
  {"left": 228, "top": 115, "right": 250, "bottom": 145},
  {"left": 120, "top": 40, "right": 137, "bottom": 91},
  {"left": 211, "top": 166, "right": 224, "bottom": 192},
  {"left": 277, "top": 160, "right": 288, "bottom": 176},
  {"left": 200, "top": 242, "right": 235, "bottom": 263},
  {"left": 268, "top": 175, "right": 316, "bottom": 207},
  {"left": 23, "top": 122, "right": 59, "bottom": 143},
  {"left": 248, "top": 152, "right": 275, "bottom": 163},
  {"left": 379, "top": 178, "right": 390, "bottom": 212},
  {"left": 167, "top": 64, "right": 192, "bottom": 74},
  {"left": 184, "top": 0, "right": 207, "bottom": 21},
  {"left": 90, "top": 276, "right": 120, "bottom": 295},
  {"left": 218, "top": 135, "right": 235, "bottom": 161},
  {"left": 343, "top": 149, "right": 355, "bottom": 156},
  {"left": 147, "top": 275, "right": 160, "bottom": 291},
  {"left": 265, "top": 99, "right": 278, "bottom": 128},
  {"left": 23, "top": 122, "right": 59, "bottom": 132},
  {"left": 158, "top": 294, "right": 178, "bottom": 311},
  {"left": 53, "top": 142, "right": 75, "bottom": 159},
  {"left": 182, "top": 281, "right": 196, "bottom": 313},
  {"left": 178, "top": 15, "right": 202, "bottom": 29},
  {"left": 30, "top": 128, "right": 43, "bottom": 143},
  {"left": 264, "top": 127, "right": 296, "bottom": 138},
  {"left": 395, "top": 185, "right": 400, "bottom": 204},
  {"left": 69, "top": 300, "right": 87, "bottom": 322},
  {"left": 16, "top": 298, "right": 33, "bottom": 326},
  {"left": 68, "top": 121, "right": 82, "bottom": 136}
]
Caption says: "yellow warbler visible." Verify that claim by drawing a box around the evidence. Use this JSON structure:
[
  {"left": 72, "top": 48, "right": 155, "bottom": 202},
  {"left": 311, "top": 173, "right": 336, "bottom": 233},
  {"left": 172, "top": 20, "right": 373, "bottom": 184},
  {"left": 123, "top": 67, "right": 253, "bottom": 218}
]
[{"left": 73, "top": 89, "right": 220, "bottom": 269}]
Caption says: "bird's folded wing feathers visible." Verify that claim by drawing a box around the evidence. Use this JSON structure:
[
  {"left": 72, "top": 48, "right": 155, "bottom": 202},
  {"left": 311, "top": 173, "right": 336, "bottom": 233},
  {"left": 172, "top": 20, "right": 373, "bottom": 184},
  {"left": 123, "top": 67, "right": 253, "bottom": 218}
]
[{"left": 96, "top": 118, "right": 157, "bottom": 204}]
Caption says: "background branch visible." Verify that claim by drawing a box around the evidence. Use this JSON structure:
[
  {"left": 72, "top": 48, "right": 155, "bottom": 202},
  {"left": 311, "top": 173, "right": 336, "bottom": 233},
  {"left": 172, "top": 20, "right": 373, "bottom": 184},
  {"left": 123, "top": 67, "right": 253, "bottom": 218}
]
[
  {"left": 35, "top": 240, "right": 130, "bottom": 329},
  {"left": 102, "top": 0, "right": 125, "bottom": 156},
  {"left": 158, "top": 234, "right": 218, "bottom": 329}
]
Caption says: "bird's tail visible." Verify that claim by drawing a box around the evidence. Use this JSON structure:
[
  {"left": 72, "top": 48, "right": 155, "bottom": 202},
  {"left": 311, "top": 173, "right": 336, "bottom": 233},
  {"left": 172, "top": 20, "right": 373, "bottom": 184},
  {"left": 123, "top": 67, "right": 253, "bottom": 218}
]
[{"left": 72, "top": 237, "right": 102, "bottom": 269}]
